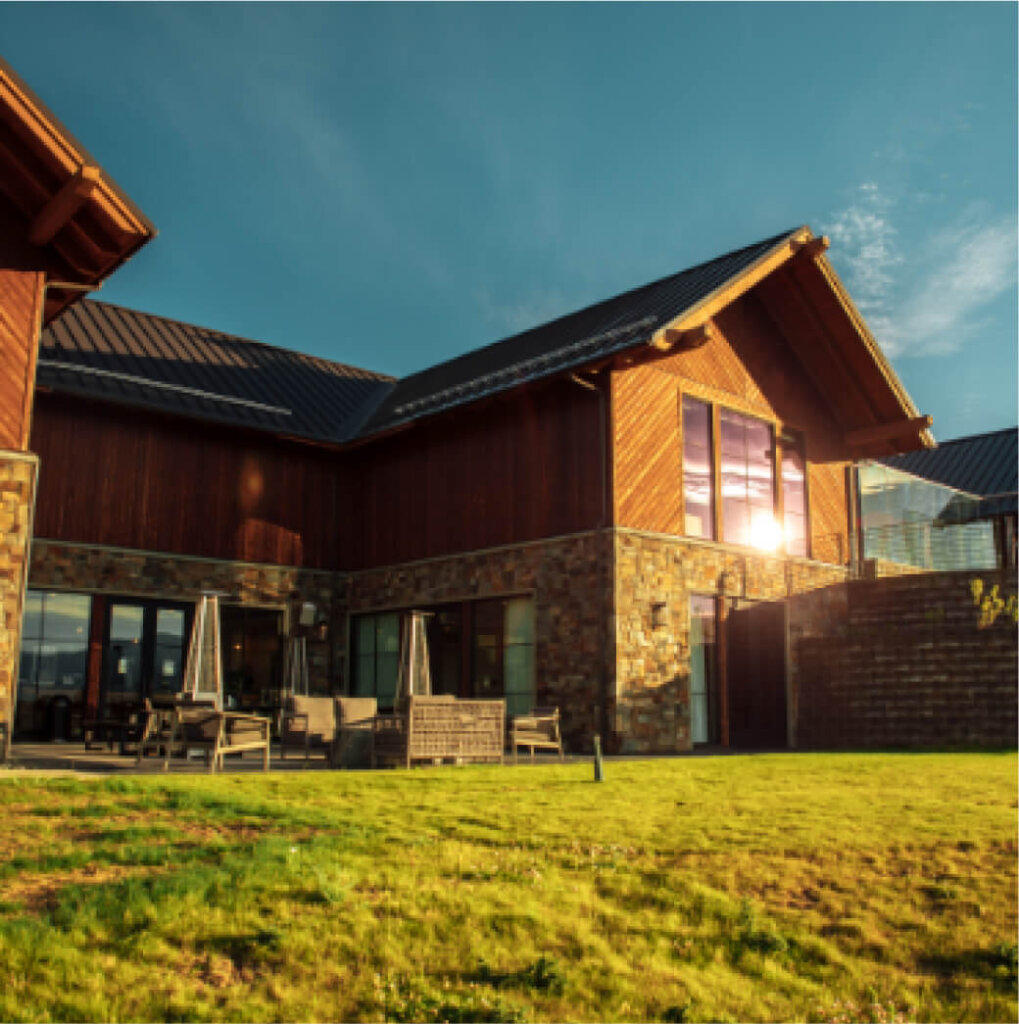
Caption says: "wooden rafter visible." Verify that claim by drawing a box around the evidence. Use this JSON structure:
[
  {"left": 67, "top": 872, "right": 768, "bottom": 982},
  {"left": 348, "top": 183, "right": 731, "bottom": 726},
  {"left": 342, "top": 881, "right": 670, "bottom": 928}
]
[
  {"left": 29, "top": 165, "right": 101, "bottom": 246},
  {"left": 845, "top": 415, "right": 933, "bottom": 450}
]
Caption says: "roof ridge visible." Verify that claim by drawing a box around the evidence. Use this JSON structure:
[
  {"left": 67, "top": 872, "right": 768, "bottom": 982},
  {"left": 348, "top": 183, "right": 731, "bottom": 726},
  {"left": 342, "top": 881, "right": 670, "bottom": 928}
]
[
  {"left": 391, "top": 226, "right": 800, "bottom": 389},
  {"left": 79, "top": 298, "right": 394, "bottom": 382}
]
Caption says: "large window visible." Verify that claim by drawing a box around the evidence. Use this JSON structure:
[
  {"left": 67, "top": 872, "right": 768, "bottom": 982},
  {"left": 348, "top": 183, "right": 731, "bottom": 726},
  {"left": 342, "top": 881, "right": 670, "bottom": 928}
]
[
  {"left": 351, "top": 612, "right": 400, "bottom": 709},
  {"left": 781, "top": 440, "right": 808, "bottom": 557},
  {"left": 350, "top": 598, "right": 535, "bottom": 717},
  {"left": 17, "top": 591, "right": 91, "bottom": 737},
  {"left": 720, "top": 409, "right": 777, "bottom": 549},
  {"left": 682, "top": 397, "right": 715, "bottom": 539},
  {"left": 683, "top": 397, "right": 809, "bottom": 556}
]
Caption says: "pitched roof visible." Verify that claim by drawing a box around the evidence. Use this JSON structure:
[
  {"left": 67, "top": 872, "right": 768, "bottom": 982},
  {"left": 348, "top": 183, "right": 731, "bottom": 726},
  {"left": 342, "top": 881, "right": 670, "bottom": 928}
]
[
  {"left": 37, "top": 299, "right": 393, "bottom": 444},
  {"left": 357, "top": 228, "right": 797, "bottom": 435},
  {"left": 879, "top": 427, "right": 1018, "bottom": 518},
  {"left": 38, "top": 229, "right": 799, "bottom": 444}
]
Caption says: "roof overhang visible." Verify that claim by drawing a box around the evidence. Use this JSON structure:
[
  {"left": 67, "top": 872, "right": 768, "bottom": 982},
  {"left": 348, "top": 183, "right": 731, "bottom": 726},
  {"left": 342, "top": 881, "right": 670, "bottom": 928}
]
[
  {"left": 0, "top": 57, "right": 156, "bottom": 323},
  {"left": 644, "top": 225, "right": 934, "bottom": 458}
]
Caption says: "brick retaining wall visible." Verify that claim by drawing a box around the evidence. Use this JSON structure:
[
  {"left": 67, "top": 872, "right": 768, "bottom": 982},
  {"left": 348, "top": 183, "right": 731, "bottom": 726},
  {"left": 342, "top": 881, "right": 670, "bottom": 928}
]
[{"left": 794, "top": 570, "right": 1018, "bottom": 749}]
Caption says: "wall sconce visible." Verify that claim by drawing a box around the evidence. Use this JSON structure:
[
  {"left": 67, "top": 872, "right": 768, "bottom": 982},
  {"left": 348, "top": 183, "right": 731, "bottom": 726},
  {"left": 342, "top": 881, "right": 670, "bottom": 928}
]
[
  {"left": 651, "top": 601, "right": 667, "bottom": 630},
  {"left": 314, "top": 618, "right": 329, "bottom": 643}
]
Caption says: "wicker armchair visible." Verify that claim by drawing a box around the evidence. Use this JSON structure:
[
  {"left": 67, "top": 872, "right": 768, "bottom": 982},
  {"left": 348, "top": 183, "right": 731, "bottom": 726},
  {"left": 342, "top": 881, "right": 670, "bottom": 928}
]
[{"left": 373, "top": 695, "right": 505, "bottom": 768}]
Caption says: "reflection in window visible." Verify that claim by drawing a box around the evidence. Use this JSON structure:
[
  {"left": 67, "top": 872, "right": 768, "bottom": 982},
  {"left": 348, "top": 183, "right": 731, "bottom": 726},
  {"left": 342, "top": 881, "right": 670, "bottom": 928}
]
[
  {"left": 720, "top": 409, "right": 777, "bottom": 549},
  {"left": 781, "top": 443, "right": 809, "bottom": 557},
  {"left": 682, "top": 397, "right": 715, "bottom": 539},
  {"left": 17, "top": 591, "right": 91, "bottom": 736}
]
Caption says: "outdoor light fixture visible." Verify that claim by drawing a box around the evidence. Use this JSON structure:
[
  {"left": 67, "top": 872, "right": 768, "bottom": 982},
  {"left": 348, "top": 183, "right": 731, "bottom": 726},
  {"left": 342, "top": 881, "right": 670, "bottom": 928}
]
[{"left": 651, "top": 601, "right": 667, "bottom": 629}]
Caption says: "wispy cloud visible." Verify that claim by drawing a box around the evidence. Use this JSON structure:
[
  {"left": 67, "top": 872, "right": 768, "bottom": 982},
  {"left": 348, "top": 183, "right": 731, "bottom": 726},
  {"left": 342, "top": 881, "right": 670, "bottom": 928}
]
[
  {"left": 475, "top": 286, "right": 573, "bottom": 337},
  {"left": 824, "top": 187, "right": 1017, "bottom": 358}
]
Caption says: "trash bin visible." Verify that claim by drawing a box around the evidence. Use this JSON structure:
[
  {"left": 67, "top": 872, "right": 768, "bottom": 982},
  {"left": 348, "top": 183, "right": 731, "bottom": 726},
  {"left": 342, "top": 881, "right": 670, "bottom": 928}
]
[{"left": 49, "top": 696, "right": 71, "bottom": 742}]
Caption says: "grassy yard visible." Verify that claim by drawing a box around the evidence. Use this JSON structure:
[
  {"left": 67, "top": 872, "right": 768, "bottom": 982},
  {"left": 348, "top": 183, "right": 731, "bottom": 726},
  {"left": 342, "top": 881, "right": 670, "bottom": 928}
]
[{"left": 0, "top": 752, "right": 1015, "bottom": 1023}]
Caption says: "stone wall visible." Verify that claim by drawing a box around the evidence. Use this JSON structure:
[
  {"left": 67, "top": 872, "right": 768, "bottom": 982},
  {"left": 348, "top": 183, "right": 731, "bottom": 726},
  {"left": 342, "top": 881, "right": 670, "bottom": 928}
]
[
  {"left": 28, "top": 541, "right": 348, "bottom": 692},
  {"left": 794, "top": 569, "right": 1018, "bottom": 749},
  {"left": 348, "top": 530, "right": 614, "bottom": 753},
  {"left": 613, "top": 529, "right": 849, "bottom": 754},
  {"left": 0, "top": 452, "right": 37, "bottom": 746}
]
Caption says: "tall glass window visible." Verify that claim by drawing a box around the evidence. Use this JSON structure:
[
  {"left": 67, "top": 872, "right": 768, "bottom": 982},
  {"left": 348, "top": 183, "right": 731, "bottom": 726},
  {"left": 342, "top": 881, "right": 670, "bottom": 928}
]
[
  {"left": 682, "top": 396, "right": 715, "bottom": 539},
  {"left": 351, "top": 612, "right": 400, "bottom": 709},
  {"left": 17, "top": 591, "right": 91, "bottom": 736},
  {"left": 781, "top": 443, "right": 809, "bottom": 557},
  {"left": 720, "top": 409, "right": 777, "bottom": 549}
]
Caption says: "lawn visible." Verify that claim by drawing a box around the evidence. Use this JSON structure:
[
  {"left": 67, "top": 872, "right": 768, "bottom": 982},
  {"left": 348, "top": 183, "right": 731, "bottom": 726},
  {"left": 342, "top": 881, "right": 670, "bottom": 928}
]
[{"left": 0, "top": 752, "right": 1015, "bottom": 1023}]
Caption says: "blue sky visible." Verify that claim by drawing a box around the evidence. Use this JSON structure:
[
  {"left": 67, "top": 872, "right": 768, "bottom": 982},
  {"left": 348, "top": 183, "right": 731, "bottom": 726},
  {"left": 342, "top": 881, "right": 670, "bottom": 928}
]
[{"left": 4, "top": 3, "right": 1016, "bottom": 440}]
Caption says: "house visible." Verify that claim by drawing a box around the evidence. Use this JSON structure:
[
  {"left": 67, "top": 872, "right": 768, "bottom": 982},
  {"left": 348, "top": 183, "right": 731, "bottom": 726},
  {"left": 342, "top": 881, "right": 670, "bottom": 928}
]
[
  {"left": 15, "top": 219, "right": 938, "bottom": 753},
  {"left": 856, "top": 427, "right": 1017, "bottom": 571},
  {"left": 0, "top": 57, "right": 155, "bottom": 753}
]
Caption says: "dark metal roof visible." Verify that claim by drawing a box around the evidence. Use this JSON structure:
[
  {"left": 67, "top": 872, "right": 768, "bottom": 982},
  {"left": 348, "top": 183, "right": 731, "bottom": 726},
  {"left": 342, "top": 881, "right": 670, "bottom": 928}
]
[
  {"left": 38, "top": 300, "right": 394, "bottom": 444},
  {"left": 357, "top": 228, "right": 799, "bottom": 436},
  {"left": 879, "top": 427, "right": 1018, "bottom": 514},
  {"left": 38, "top": 229, "right": 801, "bottom": 445}
]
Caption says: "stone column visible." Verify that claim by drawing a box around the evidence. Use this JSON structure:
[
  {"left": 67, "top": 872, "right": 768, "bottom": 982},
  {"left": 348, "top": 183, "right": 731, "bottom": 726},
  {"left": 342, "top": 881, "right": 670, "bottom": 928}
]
[{"left": 0, "top": 451, "right": 37, "bottom": 750}]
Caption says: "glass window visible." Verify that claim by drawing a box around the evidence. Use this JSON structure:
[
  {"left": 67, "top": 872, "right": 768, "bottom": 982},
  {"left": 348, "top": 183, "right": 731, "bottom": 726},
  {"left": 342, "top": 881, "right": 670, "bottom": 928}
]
[
  {"left": 350, "top": 612, "right": 400, "bottom": 709},
  {"left": 689, "top": 595, "right": 716, "bottom": 745},
  {"left": 503, "top": 598, "right": 535, "bottom": 720},
  {"left": 720, "top": 409, "right": 777, "bottom": 550},
  {"left": 108, "top": 604, "right": 144, "bottom": 695},
  {"left": 16, "top": 591, "right": 91, "bottom": 737},
  {"left": 682, "top": 397, "right": 715, "bottom": 539},
  {"left": 781, "top": 444, "right": 809, "bottom": 557}
]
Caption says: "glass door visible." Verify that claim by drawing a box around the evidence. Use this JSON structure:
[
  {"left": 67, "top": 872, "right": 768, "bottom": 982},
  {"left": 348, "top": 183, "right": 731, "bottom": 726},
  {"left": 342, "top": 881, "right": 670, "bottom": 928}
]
[
  {"left": 102, "top": 600, "right": 191, "bottom": 708},
  {"left": 690, "top": 595, "right": 717, "bottom": 745}
]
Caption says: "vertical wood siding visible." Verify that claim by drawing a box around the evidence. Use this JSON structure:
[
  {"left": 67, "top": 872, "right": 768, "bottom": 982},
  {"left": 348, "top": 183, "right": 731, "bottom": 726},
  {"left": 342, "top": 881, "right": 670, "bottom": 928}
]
[
  {"left": 611, "top": 286, "right": 852, "bottom": 561},
  {"left": 30, "top": 378, "right": 606, "bottom": 572},
  {"left": 0, "top": 267, "right": 44, "bottom": 452},
  {"left": 345, "top": 379, "right": 605, "bottom": 569},
  {"left": 30, "top": 394, "right": 345, "bottom": 569}
]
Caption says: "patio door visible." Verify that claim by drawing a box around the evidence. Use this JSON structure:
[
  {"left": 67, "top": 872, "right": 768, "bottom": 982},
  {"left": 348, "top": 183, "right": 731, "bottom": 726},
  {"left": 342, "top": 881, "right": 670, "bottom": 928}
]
[{"left": 101, "top": 599, "right": 191, "bottom": 708}]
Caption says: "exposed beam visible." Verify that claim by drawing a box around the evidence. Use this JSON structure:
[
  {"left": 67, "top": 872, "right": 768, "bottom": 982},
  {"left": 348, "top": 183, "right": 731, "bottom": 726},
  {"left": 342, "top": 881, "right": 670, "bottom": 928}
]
[
  {"left": 845, "top": 415, "right": 933, "bottom": 449},
  {"left": 793, "top": 235, "right": 830, "bottom": 260},
  {"left": 648, "top": 321, "right": 716, "bottom": 352},
  {"left": 29, "top": 164, "right": 101, "bottom": 246}
]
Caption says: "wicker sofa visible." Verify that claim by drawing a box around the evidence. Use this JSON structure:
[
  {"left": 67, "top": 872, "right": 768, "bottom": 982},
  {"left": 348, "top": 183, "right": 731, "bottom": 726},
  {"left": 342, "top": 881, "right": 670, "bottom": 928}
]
[{"left": 372, "top": 695, "right": 505, "bottom": 768}]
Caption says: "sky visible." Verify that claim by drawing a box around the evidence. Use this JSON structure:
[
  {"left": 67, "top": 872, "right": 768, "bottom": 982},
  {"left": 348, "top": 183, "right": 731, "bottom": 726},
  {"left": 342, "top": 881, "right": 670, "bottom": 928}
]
[{"left": 3, "top": 3, "right": 1016, "bottom": 441}]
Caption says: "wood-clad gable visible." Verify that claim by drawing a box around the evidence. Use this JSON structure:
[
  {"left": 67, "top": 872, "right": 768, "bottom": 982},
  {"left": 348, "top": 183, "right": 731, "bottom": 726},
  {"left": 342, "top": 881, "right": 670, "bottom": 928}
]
[{"left": 612, "top": 280, "right": 852, "bottom": 561}]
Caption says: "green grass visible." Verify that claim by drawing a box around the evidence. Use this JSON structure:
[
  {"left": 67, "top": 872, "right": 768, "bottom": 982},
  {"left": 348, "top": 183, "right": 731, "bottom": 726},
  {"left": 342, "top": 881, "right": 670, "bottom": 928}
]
[{"left": 0, "top": 751, "right": 1015, "bottom": 1022}]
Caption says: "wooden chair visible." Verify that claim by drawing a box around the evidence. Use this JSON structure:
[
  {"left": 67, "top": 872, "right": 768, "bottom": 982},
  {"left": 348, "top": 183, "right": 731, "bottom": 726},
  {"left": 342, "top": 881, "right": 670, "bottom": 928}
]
[
  {"left": 158, "top": 708, "right": 270, "bottom": 772},
  {"left": 510, "top": 706, "right": 564, "bottom": 763},
  {"left": 280, "top": 695, "right": 336, "bottom": 763}
]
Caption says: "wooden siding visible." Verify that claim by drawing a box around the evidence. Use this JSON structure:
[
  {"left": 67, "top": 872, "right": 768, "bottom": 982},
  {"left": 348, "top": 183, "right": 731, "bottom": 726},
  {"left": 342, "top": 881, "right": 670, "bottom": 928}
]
[
  {"left": 31, "top": 378, "right": 606, "bottom": 572},
  {"left": 612, "top": 285, "right": 852, "bottom": 561},
  {"left": 345, "top": 379, "right": 606, "bottom": 570},
  {"left": 30, "top": 393, "right": 346, "bottom": 569}
]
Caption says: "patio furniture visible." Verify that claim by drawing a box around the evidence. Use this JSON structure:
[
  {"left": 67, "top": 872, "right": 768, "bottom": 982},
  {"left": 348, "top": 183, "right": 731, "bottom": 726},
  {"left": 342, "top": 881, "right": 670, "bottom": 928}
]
[
  {"left": 280, "top": 695, "right": 336, "bottom": 763},
  {"left": 159, "top": 708, "right": 270, "bottom": 772},
  {"left": 332, "top": 696, "right": 377, "bottom": 768},
  {"left": 135, "top": 699, "right": 177, "bottom": 762},
  {"left": 373, "top": 695, "right": 505, "bottom": 768},
  {"left": 510, "top": 706, "right": 564, "bottom": 762},
  {"left": 84, "top": 701, "right": 145, "bottom": 753}
]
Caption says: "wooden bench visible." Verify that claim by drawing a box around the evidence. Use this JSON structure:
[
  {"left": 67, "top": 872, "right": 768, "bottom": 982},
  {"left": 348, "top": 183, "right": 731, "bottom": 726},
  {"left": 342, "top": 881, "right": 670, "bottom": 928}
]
[
  {"left": 510, "top": 706, "right": 564, "bottom": 762},
  {"left": 373, "top": 696, "right": 505, "bottom": 768}
]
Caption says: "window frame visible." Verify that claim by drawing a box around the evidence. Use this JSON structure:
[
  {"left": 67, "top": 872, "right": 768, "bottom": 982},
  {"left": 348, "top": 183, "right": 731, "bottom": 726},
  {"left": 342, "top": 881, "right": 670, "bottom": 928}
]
[{"left": 680, "top": 391, "right": 811, "bottom": 557}]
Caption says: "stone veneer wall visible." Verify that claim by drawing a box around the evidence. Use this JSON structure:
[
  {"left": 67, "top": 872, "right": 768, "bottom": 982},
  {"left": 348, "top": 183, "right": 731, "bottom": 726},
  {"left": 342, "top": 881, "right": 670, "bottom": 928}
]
[
  {"left": 614, "top": 529, "right": 850, "bottom": 754},
  {"left": 347, "top": 530, "right": 614, "bottom": 753},
  {"left": 0, "top": 453, "right": 37, "bottom": 747},
  {"left": 27, "top": 541, "right": 348, "bottom": 692}
]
